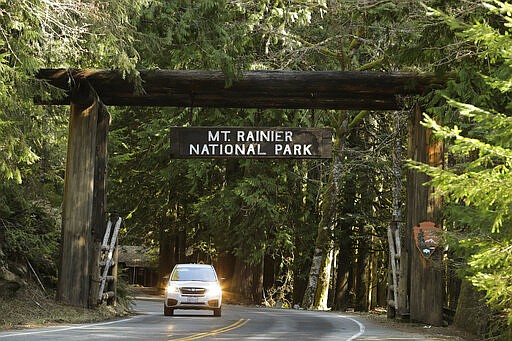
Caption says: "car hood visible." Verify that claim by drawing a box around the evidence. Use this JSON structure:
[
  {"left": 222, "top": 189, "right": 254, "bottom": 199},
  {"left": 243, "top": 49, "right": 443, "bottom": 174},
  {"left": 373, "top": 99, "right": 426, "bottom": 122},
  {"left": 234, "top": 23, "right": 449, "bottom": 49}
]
[{"left": 171, "top": 281, "right": 218, "bottom": 288}]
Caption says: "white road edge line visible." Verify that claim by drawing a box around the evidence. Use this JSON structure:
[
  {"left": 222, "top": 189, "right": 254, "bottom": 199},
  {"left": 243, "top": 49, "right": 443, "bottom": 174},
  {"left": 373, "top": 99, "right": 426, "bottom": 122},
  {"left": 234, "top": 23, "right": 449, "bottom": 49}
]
[
  {"left": 0, "top": 315, "right": 144, "bottom": 338},
  {"left": 337, "top": 315, "right": 366, "bottom": 341}
]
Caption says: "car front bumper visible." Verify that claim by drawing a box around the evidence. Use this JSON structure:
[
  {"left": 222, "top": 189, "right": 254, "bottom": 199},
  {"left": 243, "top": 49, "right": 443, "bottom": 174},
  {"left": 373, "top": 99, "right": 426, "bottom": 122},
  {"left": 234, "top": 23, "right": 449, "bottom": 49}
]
[{"left": 165, "top": 288, "right": 222, "bottom": 309}]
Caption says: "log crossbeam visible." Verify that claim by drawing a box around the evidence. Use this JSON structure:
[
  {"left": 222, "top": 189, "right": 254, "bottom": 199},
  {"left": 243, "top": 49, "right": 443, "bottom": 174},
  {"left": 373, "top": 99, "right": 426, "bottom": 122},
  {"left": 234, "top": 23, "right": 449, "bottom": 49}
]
[{"left": 36, "top": 69, "right": 448, "bottom": 110}]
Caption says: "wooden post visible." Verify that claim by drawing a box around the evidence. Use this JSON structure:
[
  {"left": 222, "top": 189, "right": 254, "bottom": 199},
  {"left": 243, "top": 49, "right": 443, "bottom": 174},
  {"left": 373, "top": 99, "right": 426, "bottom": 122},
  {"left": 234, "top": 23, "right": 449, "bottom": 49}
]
[
  {"left": 108, "top": 238, "right": 119, "bottom": 306},
  {"left": 387, "top": 225, "right": 399, "bottom": 317},
  {"left": 89, "top": 103, "right": 110, "bottom": 308},
  {"left": 388, "top": 111, "right": 406, "bottom": 318},
  {"left": 57, "top": 81, "right": 99, "bottom": 307},
  {"left": 407, "top": 105, "right": 444, "bottom": 326}
]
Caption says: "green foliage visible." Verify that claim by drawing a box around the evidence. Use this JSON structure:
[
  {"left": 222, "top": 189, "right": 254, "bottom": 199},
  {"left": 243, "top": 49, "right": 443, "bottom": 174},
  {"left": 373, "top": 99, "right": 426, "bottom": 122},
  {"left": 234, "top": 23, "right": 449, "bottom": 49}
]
[
  {"left": 0, "top": 182, "right": 60, "bottom": 285},
  {"left": 411, "top": 1, "right": 512, "bottom": 333},
  {"left": 0, "top": 0, "right": 151, "bottom": 178},
  {"left": 192, "top": 159, "right": 313, "bottom": 264},
  {"left": 108, "top": 1, "right": 422, "bottom": 309},
  {"left": 7, "top": 0, "right": 507, "bottom": 320},
  {"left": 468, "top": 241, "right": 512, "bottom": 324},
  {"left": 414, "top": 112, "right": 512, "bottom": 233},
  {"left": 0, "top": 0, "right": 154, "bottom": 290}
]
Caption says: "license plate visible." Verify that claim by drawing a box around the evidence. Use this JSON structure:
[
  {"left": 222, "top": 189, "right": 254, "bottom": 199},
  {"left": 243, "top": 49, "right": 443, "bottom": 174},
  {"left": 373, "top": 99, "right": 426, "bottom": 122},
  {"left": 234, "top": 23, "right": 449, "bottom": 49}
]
[{"left": 185, "top": 297, "right": 198, "bottom": 303}]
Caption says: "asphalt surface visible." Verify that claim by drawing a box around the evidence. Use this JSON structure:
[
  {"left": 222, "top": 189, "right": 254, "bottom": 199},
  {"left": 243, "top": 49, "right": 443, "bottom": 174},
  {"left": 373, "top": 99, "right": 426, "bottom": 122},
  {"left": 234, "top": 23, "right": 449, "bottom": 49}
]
[{"left": 0, "top": 297, "right": 461, "bottom": 340}]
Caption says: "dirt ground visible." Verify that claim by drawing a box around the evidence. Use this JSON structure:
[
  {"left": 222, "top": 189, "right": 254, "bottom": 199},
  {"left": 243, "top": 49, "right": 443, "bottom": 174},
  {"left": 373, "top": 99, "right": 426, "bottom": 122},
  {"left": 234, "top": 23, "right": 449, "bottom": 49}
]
[
  {"left": 356, "top": 311, "right": 482, "bottom": 340},
  {"left": 0, "top": 283, "right": 130, "bottom": 330}
]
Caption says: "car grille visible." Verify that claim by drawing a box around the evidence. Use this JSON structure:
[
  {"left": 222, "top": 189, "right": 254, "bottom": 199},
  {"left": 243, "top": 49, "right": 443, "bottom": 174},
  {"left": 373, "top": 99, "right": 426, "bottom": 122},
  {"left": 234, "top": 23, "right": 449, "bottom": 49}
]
[{"left": 180, "top": 287, "right": 206, "bottom": 295}]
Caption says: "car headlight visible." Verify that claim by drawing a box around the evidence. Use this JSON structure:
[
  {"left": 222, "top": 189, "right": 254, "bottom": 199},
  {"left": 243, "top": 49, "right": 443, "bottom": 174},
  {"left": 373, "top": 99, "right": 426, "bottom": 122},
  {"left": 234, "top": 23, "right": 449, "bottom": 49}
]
[
  {"left": 166, "top": 284, "right": 179, "bottom": 294},
  {"left": 208, "top": 285, "right": 222, "bottom": 296}
]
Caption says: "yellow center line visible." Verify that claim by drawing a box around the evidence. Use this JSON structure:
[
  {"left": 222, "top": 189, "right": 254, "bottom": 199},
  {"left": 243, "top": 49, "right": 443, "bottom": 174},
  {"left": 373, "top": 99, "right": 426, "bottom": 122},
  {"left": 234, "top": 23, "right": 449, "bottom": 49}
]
[{"left": 168, "top": 318, "right": 250, "bottom": 341}]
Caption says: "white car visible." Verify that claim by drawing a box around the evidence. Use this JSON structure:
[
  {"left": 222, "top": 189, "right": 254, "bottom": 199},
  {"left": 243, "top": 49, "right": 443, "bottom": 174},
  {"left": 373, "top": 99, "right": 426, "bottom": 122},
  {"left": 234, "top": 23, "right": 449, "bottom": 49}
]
[{"left": 164, "top": 263, "right": 222, "bottom": 317}]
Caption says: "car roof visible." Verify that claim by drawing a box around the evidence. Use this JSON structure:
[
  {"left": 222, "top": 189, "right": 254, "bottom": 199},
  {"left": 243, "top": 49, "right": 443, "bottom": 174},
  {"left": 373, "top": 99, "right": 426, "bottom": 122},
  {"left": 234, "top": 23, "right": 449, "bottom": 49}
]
[{"left": 174, "top": 263, "right": 213, "bottom": 268}]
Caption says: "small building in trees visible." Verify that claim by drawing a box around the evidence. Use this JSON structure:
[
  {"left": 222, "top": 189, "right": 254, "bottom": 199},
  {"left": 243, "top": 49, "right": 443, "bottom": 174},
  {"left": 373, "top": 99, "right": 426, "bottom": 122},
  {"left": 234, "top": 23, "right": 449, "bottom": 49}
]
[{"left": 118, "top": 245, "right": 158, "bottom": 287}]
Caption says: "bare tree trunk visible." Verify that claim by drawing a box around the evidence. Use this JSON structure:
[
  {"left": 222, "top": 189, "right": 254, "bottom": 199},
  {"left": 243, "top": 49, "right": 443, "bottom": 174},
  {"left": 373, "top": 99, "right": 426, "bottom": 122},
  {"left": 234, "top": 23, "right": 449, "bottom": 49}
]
[
  {"left": 302, "top": 156, "right": 340, "bottom": 310},
  {"left": 231, "top": 256, "right": 263, "bottom": 304},
  {"left": 252, "top": 259, "right": 264, "bottom": 304},
  {"left": 293, "top": 157, "right": 320, "bottom": 306},
  {"left": 333, "top": 174, "right": 356, "bottom": 311},
  {"left": 302, "top": 117, "right": 345, "bottom": 310},
  {"left": 453, "top": 280, "right": 491, "bottom": 337},
  {"left": 303, "top": 110, "right": 370, "bottom": 310},
  {"left": 354, "top": 235, "right": 370, "bottom": 312},
  {"left": 158, "top": 225, "right": 173, "bottom": 288},
  {"left": 302, "top": 243, "right": 326, "bottom": 309},
  {"left": 313, "top": 244, "right": 334, "bottom": 310},
  {"left": 333, "top": 233, "right": 354, "bottom": 310}
]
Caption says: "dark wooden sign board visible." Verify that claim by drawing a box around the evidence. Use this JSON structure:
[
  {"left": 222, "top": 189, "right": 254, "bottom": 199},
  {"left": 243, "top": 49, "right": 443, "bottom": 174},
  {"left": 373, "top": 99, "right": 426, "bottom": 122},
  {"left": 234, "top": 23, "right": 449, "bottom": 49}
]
[{"left": 170, "top": 127, "right": 332, "bottom": 159}]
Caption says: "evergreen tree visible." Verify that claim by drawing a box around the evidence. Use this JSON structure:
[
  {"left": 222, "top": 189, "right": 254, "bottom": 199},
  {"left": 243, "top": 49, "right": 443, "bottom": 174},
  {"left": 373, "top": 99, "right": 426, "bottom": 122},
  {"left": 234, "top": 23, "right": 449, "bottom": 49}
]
[{"left": 410, "top": 1, "right": 512, "bottom": 337}]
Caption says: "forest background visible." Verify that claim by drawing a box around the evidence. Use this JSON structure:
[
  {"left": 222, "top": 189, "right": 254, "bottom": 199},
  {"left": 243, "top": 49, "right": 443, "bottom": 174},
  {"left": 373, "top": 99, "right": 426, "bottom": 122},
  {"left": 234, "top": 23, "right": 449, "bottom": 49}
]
[{"left": 1, "top": 0, "right": 512, "bottom": 339}]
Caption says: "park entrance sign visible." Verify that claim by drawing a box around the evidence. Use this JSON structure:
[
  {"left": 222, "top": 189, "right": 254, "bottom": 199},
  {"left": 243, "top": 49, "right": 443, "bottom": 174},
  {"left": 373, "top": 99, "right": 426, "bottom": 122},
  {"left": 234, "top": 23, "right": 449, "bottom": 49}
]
[
  {"left": 35, "top": 68, "right": 448, "bottom": 326},
  {"left": 170, "top": 127, "right": 332, "bottom": 159}
]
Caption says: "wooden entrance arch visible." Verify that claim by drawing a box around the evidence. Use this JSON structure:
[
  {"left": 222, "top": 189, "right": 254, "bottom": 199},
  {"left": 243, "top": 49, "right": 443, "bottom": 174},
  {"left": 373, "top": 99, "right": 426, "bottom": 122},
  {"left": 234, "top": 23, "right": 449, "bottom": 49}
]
[{"left": 37, "top": 69, "right": 447, "bottom": 325}]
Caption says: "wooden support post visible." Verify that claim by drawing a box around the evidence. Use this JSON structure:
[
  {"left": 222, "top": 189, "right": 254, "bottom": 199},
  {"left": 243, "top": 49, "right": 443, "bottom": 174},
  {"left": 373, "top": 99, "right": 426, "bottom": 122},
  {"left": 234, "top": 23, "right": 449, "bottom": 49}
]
[
  {"left": 387, "top": 225, "right": 399, "bottom": 317},
  {"left": 57, "top": 81, "right": 99, "bottom": 307},
  {"left": 406, "top": 105, "right": 444, "bottom": 326},
  {"left": 388, "top": 111, "right": 407, "bottom": 319},
  {"left": 109, "top": 239, "right": 119, "bottom": 306},
  {"left": 89, "top": 103, "right": 110, "bottom": 308}
]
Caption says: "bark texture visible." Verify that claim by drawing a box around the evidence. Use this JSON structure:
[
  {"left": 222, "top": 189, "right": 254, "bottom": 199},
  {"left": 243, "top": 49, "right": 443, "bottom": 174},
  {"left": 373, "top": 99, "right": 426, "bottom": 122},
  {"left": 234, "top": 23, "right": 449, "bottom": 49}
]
[
  {"left": 88, "top": 103, "right": 110, "bottom": 308},
  {"left": 453, "top": 280, "right": 491, "bottom": 337},
  {"left": 57, "top": 81, "right": 99, "bottom": 307},
  {"left": 37, "top": 69, "right": 448, "bottom": 110},
  {"left": 406, "top": 105, "right": 444, "bottom": 326}
]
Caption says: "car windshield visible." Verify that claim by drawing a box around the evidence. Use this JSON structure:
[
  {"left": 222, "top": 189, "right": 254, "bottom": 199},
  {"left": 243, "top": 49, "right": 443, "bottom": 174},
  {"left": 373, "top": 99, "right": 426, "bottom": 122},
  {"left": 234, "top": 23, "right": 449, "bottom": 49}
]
[{"left": 171, "top": 267, "right": 217, "bottom": 282}]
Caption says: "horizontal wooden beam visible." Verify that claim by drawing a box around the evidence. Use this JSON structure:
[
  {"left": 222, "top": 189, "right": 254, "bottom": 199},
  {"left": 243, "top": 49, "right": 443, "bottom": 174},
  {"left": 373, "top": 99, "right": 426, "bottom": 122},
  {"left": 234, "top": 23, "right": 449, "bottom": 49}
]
[{"left": 36, "top": 69, "right": 448, "bottom": 110}]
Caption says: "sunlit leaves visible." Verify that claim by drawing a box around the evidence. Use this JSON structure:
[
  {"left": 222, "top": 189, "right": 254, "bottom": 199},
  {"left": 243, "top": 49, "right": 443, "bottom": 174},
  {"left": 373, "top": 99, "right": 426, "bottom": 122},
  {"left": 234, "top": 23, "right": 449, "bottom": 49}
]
[
  {"left": 414, "top": 1, "right": 512, "bottom": 329},
  {"left": 468, "top": 240, "right": 512, "bottom": 324},
  {"left": 0, "top": 0, "right": 151, "bottom": 184}
]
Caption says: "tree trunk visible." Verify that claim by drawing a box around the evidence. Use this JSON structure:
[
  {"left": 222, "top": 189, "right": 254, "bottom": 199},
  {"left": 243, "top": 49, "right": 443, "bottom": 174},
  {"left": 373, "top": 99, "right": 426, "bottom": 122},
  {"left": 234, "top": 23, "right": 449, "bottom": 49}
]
[
  {"left": 293, "top": 159, "right": 320, "bottom": 306},
  {"left": 158, "top": 199, "right": 180, "bottom": 288},
  {"left": 376, "top": 252, "right": 388, "bottom": 308},
  {"left": 453, "top": 280, "right": 491, "bottom": 337},
  {"left": 407, "top": 105, "right": 444, "bottom": 326},
  {"left": 231, "top": 256, "right": 263, "bottom": 304},
  {"left": 354, "top": 234, "right": 370, "bottom": 312},
  {"left": 57, "top": 81, "right": 99, "bottom": 307},
  {"left": 333, "top": 174, "right": 356, "bottom": 311},
  {"left": 303, "top": 110, "right": 372, "bottom": 310},
  {"left": 302, "top": 159, "right": 338, "bottom": 309},
  {"left": 252, "top": 259, "right": 264, "bottom": 304},
  {"left": 302, "top": 113, "right": 346, "bottom": 310},
  {"left": 313, "top": 244, "right": 334, "bottom": 310},
  {"left": 333, "top": 233, "right": 354, "bottom": 310},
  {"left": 176, "top": 227, "right": 186, "bottom": 263},
  {"left": 263, "top": 254, "right": 276, "bottom": 293},
  {"left": 158, "top": 225, "right": 173, "bottom": 288},
  {"left": 353, "top": 128, "right": 375, "bottom": 312}
]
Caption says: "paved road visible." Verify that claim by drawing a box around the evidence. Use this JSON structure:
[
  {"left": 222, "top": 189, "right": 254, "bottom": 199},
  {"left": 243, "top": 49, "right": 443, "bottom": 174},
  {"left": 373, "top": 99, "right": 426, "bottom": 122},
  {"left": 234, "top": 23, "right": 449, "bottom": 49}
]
[{"left": 0, "top": 298, "right": 452, "bottom": 340}]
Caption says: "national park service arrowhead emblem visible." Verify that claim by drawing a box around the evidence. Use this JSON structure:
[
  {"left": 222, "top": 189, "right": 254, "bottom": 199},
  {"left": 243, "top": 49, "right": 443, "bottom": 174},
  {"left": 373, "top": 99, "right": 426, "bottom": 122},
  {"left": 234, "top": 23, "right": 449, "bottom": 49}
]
[{"left": 413, "top": 221, "right": 442, "bottom": 259}]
